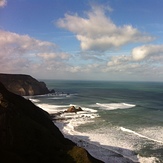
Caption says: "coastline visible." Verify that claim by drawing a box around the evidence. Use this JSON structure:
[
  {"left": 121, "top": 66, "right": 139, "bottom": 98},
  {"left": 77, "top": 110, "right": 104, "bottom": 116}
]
[
  {"left": 0, "top": 82, "right": 103, "bottom": 163},
  {"left": 54, "top": 120, "right": 160, "bottom": 163},
  {"left": 30, "top": 79, "right": 163, "bottom": 163},
  {"left": 2, "top": 75, "right": 162, "bottom": 162},
  {"left": 54, "top": 121, "right": 137, "bottom": 163},
  {"left": 34, "top": 98, "right": 161, "bottom": 163}
]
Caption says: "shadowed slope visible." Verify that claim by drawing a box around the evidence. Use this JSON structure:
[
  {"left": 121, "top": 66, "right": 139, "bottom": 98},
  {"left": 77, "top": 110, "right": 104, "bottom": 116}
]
[{"left": 0, "top": 82, "right": 103, "bottom": 163}]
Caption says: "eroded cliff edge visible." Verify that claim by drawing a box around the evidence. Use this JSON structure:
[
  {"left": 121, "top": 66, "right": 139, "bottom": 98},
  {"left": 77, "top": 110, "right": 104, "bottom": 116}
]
[
  {"left": 0, "top": 73, "right": 50, "bottom": 96},
  {"left": 0, "top": 82, "right": 103, "bottom": 163}
]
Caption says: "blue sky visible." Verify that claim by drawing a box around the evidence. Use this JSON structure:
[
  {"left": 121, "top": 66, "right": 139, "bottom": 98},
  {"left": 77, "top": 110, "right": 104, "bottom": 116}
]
[{"left": 1, "top": 0, "right": 163, "bottom": 81}]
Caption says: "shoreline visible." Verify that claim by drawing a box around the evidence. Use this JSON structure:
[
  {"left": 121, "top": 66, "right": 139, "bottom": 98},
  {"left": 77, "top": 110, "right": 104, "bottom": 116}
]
[
  {"left": 33, "top": 97, "right": 162, "bottom": 163},
  {"left": 54, "top": 120, "right": 160, "bottom": 163},
  {"left": 49, "top": 108, "right": 160, "bottom": 163},
  {"left": 54, "top": 121, "right": 138, "bottom": 163}
]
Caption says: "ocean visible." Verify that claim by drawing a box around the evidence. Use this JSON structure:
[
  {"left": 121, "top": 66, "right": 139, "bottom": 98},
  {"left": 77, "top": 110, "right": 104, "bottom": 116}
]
[{"left": 29, "top": 80, "right": 163, "bottom": 163}]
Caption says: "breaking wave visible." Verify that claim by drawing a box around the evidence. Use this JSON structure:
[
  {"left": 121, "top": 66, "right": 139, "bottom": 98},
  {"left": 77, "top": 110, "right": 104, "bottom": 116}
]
[
  {"left": 120, "top": 127, "right": 163, "bottom": 144},
  {"left": 96, "top": 102, "right": 136, "bottom": 110}
]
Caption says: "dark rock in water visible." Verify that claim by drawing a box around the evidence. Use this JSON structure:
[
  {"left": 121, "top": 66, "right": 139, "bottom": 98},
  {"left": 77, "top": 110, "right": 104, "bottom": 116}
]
[
  {"left": 78, "top": 107, "right": 83, "bottom": 111},
  {"left": 0, "top": 73, "right": 50, "bottom": 96},
  {"left": 0, "top": 82, "right": 103, "bottom": 163},
  {"left": 49, "top": 89, "right": 55, "bottom": 93},
  {"left": 65, "top": 106, "right": 83, "bottom": 113}
]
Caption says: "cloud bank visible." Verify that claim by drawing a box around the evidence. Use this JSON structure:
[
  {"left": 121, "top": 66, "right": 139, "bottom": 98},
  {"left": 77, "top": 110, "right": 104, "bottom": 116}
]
[
  {"left": 104, "top": 44, "right": 163, "bottom": 80},
  {"left": 57, "top": 5, "right": 154, "bottom": 51},
  {"left": 1, "top": 29, "right": 163, "bottom": 81},
  {"left": 0, "top": 30, "right": 70, "bottom": 76}
]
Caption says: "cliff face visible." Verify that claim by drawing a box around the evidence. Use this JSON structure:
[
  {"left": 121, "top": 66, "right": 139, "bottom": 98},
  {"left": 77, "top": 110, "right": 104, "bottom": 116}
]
[
  {"left": 0, "top": 73, "right": 50, "bottom": 96},
  {"left": 0, "top": 82, "right": 103, "bottom": 163}
]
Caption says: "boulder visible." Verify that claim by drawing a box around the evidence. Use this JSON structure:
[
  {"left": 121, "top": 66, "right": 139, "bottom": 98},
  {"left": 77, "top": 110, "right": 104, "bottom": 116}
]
[
  {"left": 78, "top": 107, "right": 83, "bottom": 111},
  {"left": 0, "top": 73, "right": 50, "bottom": 96},
  {"left": 65, "top": 106, "right": 83, "bottom": 113}
]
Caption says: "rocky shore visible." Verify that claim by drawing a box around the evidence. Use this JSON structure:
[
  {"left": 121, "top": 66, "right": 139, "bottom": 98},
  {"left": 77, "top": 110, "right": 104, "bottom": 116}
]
[
  {"left": 0, "top": 73, "right": 51, "bottom": 96},
  {"left": 0, "top": 81, "right": 103, "bottom": 163}
]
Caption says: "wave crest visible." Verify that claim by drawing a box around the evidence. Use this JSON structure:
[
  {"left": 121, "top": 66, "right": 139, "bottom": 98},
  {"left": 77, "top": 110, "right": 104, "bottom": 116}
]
[
  {"left": 120, "top": 127, "right": 163, "bottom": 144},
  {"left": 96, "top": 102, "right": 135, "bottom": 110}
]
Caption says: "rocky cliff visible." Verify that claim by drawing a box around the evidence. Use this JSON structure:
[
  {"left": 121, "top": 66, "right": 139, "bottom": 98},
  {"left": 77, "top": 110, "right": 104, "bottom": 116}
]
[
  {"left": 0, "top": 73, "right": 50, "bottom": 96},
  {"left": 0, "top": 82, "right": 103, "bottom": 163}
]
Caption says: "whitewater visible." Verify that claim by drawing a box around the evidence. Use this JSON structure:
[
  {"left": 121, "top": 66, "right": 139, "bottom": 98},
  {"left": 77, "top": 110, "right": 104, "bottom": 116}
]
[{"left": 29, "top": 80, "right": 163, "bottom": 163}]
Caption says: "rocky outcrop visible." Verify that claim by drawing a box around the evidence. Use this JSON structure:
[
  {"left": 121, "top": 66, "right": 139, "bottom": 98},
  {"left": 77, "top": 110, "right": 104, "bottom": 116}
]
[
  {"left": 0, "top": 82, "right": 103, "bottom": 163},
  {"left": 0, "top": 73, "right": 50, "bottom": 96},
  {"left": 65, "top": 106, "right": 83, "bottom": 113}
]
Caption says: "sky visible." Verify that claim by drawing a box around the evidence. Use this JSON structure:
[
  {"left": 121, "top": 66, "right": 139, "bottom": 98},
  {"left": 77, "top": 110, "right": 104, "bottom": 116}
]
[{"left": 1, "top": 0, "right": 163, "bottom": 81}]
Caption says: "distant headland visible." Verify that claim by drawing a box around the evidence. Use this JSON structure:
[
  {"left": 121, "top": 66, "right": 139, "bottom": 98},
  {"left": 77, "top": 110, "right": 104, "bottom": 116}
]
[{"left": 0, "top": 73, "right": 51, "bottom": 96}]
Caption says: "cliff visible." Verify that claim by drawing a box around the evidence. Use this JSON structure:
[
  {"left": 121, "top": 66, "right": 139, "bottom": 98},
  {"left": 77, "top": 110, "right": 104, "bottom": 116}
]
[
  {"left": 0, "top": 73, "right": 50, "bottom": 96},
  {"left": 0, "top": 82, "right": 103, "bottom": 163}
]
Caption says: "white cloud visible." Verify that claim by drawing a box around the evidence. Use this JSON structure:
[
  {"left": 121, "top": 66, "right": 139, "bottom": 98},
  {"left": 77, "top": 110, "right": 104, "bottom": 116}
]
[
  {"left": 37, "top": 52, "right": 69, "bottom": 60},
  {"left": 102, "top": 43, "right": 163, "bottom": 81},
  {"left": 106, "top": 44, "right": 163, "bottom": 69},
  {"left": 57, "top": 4, "right": 154, "bottom": 51},
  {"left": 0, "top": 30, "right": 57, "bottom": 55},
  {"left": 107, "top": 55, "right": 132, "bottom": 66},
  {"left": 0, "top": 30, "right": 70, "bottom": 75},
  {"left": 132, "top": 44, "right": 163, "bottom": 61},
  {"left": 0, "top": 0, "right": 7, "bottom": 7},
  {"left": 1, "top": 29, "right": 163, "bottom": 81}
]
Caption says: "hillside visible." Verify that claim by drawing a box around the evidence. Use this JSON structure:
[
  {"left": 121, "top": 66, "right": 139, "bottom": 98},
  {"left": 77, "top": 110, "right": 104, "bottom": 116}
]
[{"left": 0, "top": 82, "right": 103, "bottom": 163}]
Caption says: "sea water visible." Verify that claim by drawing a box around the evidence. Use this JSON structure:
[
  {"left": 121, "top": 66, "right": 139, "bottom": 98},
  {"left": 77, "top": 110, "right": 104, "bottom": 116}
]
[{"left": 29, "top": 80, "right": 163, "bottom": 163}]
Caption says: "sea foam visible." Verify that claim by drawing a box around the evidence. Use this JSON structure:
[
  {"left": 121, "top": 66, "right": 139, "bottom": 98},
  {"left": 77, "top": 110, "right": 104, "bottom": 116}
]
[
  {"left": 29, "top": 98, "right": 40, "bottom": 103},
  {"left": 31, "top": 100, "right": 161, "bottom": 163},
  {"left": 120, "top": 127, "right": 163, "bottom": 144},
  {"left": 96, "top": 102, "right": 136, "bottom": 110},
  {"left": 36, "top": 103, "right": 69, "bottom": 114},
  {"left": 55, "top": 121, "right": 160, "bottom": 163}
]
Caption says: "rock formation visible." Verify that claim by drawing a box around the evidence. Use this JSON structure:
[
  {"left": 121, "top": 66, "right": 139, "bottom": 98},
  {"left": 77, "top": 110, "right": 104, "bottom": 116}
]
[
  {"left": 0, "top": 82, "right": 103, "bottom": 163},
  {"left": 0, "top": 73, "right": 50, "bottom": 96},
  {"left": 65, "top": 106, "right": 83, "bottom": 113}
]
